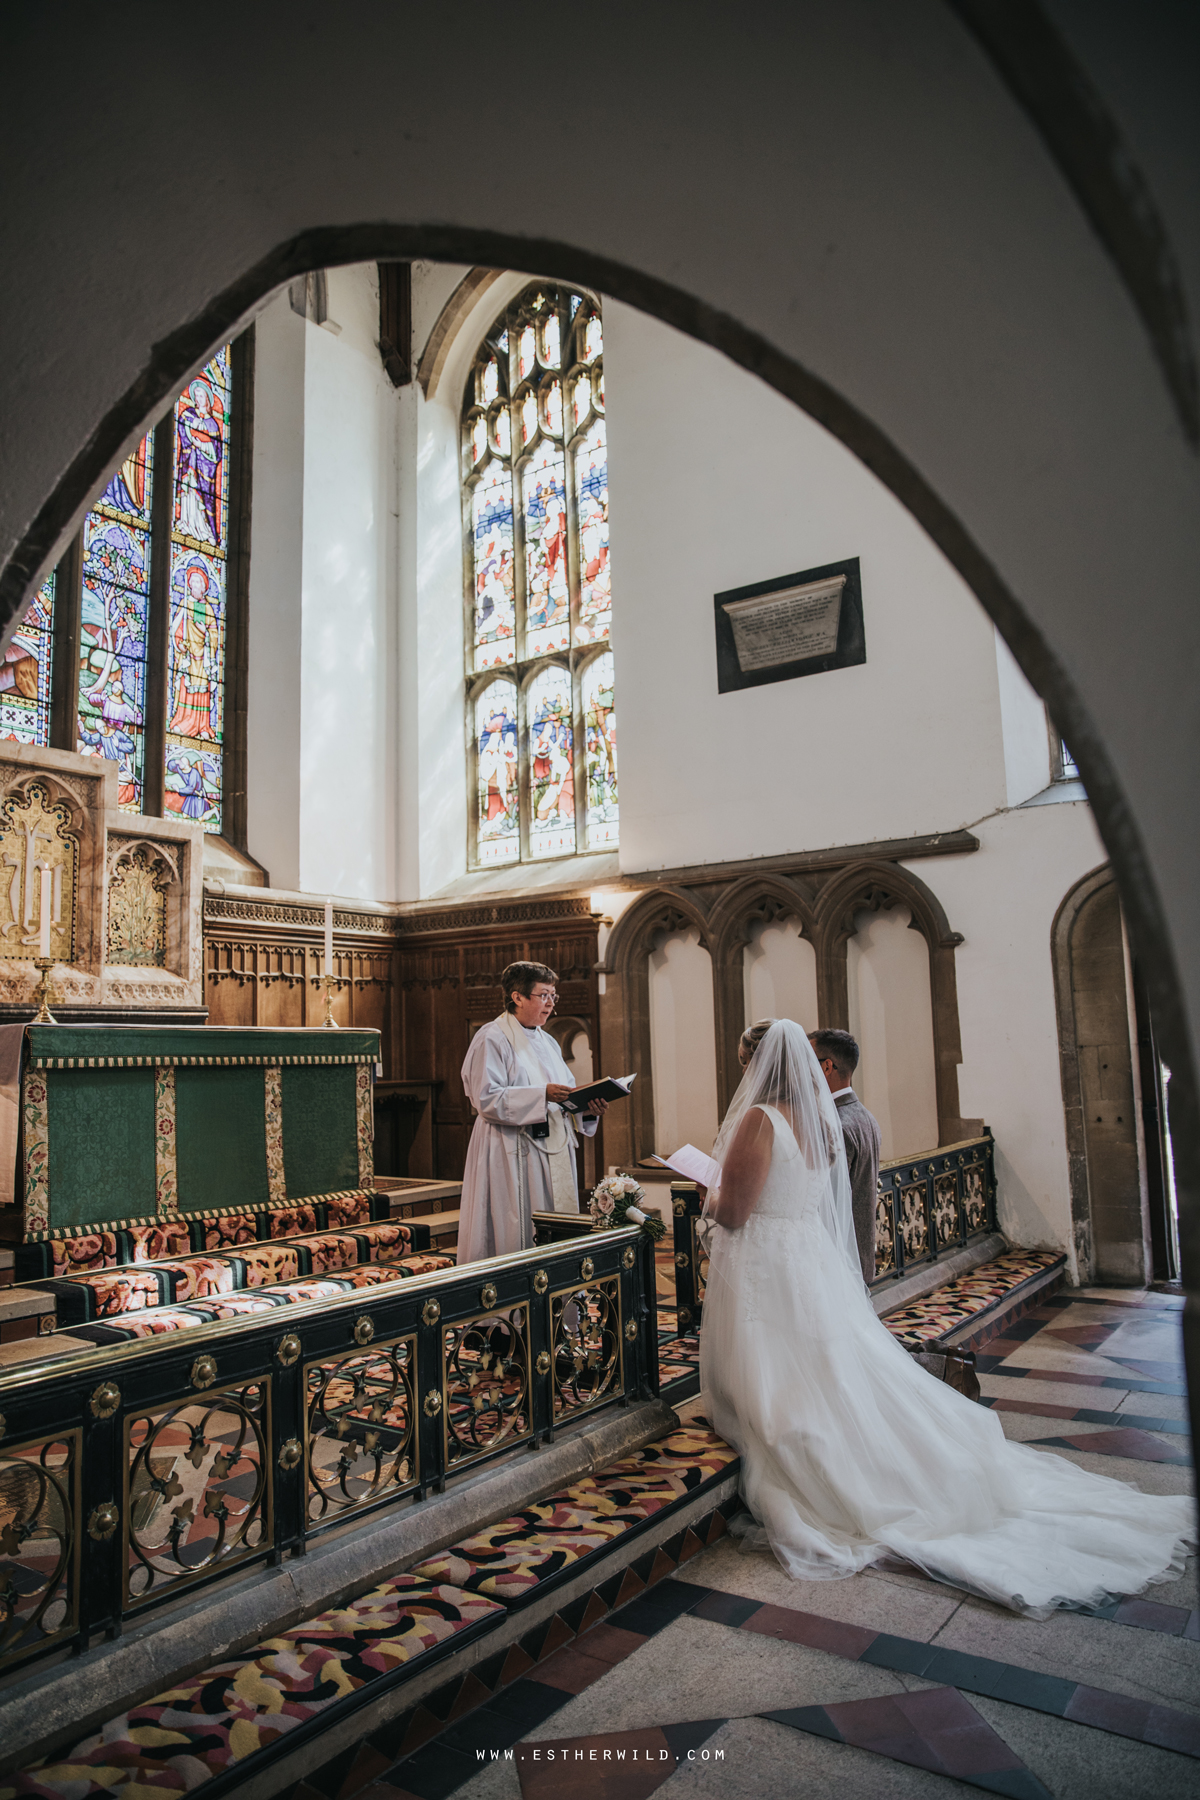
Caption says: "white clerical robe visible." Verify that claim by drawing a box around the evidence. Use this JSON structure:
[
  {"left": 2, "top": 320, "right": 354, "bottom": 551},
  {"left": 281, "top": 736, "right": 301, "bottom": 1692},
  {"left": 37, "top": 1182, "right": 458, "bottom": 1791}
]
[{"left": 456, "top": 1015, "right": 599, "bottom": 1265}]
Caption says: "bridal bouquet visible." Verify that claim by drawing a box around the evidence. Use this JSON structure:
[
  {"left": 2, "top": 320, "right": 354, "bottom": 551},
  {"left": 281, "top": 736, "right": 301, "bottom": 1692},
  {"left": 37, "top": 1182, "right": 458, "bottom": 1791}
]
[{"left": 588, "top": 1174, "right": 666, "bottom": 1241}]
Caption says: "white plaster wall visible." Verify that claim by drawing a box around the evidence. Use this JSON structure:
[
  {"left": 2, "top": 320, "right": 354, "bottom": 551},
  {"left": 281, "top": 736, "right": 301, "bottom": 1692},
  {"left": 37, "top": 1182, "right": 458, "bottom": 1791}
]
[
  {"left": 995, "top": 627, "right": 1052, "bottom": 807},
  {"left": 246, "top": 290, "right": 306, "bottom": 890},
  {"left": 744, "top": 917, "right": 819, "bottom": 1034},
  {"left": 604, "top": 302, "right": 1011, "bottom": 874},
  {"left": 403, "top": 265, "right": 533, "bottom": 899},
  {"left": 847, "top": 905, "right": 940, "bottom": 1159},
  {"left": 297, "top": 265, "right": 399, "bottom": 900},
  {"left": 649, "top": 928, "right": 720, "bottom": 1156},
  {"left": 912, "top": 796, "right": 1107, "bottom": 1273}
]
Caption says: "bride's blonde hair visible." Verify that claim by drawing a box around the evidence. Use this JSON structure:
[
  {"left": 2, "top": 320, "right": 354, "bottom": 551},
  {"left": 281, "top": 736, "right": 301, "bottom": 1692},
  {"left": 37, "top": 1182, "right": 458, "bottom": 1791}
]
[{"left": 739, "top": 1019, "right": 775, "bottom": 1062}]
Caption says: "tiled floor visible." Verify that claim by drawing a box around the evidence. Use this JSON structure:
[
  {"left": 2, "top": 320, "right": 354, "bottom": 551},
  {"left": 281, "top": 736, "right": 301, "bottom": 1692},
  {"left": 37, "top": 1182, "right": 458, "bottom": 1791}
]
[{"left": 318, "top": 1285, "right": 1195, "bottom": 1800}]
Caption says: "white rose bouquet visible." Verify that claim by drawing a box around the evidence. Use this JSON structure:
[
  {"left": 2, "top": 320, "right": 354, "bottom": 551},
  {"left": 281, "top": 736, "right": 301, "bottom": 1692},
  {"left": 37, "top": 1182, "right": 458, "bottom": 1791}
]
[{"left": 588, "top": 1174, "right": 666, "bottom": 1241}]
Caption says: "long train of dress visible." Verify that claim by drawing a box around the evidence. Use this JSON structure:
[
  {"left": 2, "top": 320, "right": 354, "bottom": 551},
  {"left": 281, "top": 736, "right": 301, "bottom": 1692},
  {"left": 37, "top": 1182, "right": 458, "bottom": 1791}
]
[{"left": 700, "top": 1107, "right": 1195, "bottom": 1618}]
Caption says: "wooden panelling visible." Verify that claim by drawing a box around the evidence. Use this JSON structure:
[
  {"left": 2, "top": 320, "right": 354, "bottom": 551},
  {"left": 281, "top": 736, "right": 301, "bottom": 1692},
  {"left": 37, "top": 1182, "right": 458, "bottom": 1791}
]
[
  {"left": 202, "top": 892, "right": 602, "bottom": 1182},
  {"left": 203, "top": 896, "right": 399, "bottom": 1063},
  {"left": 395, "top": 913, "right": 602, "bottom": 1181}
]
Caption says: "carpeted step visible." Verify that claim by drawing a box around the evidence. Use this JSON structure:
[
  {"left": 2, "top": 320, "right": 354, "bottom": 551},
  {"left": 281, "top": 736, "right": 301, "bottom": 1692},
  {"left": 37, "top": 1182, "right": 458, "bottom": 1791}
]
[
  {"left": 15, "top": 1190, "right": 390, "bottom": 1281},
  {"left": 0, "top": 1424, "right": 740, "bottom": 1799},
  {"left": 880, "top": 1249, "right": 1067, "bottom": 1350},
  {"left": 0, "top": 1575, "right": 504, "bottom": 1800},
  {"left": 27, "top": 1219, "right": 438, "bottom": 1324},
  {"left": 66, "top": 1251, "right": 456, "bottom": 1342},
  {"left": 410, "top": 1425, "right": 737, "bottom": 1607}
]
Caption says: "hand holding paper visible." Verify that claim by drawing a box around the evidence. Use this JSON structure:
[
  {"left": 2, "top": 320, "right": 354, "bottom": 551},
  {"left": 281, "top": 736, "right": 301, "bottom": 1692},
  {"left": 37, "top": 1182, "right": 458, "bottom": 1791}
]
[{"left": 647, "top": 1144, "right": 722, "bottom": 1191}]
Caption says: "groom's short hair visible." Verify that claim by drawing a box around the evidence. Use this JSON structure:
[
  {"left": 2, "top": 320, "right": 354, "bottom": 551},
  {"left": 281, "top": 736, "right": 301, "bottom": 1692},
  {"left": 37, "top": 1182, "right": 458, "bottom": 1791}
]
[
  {"left": 501, "top": 961, "right": 558, "bottom": 1011},
  {"left": 809, "top": 1028, "right": 860, "bottom": 1077}
]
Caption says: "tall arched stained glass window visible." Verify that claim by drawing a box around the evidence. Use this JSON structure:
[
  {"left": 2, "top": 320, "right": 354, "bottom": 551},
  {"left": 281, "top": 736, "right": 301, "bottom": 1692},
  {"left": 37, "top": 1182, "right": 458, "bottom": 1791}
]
[
  {"left": 463, "top": 285, "right": 617, "bottom": 865},
  {"left": 57, "top": 336, "right": 248, "bottom": 835},
  {"left": 165, "top": 346, "right": 232, "bottom": 832},
  {"left": 79, "top": 433, "right": 155, "bottom": 809}
]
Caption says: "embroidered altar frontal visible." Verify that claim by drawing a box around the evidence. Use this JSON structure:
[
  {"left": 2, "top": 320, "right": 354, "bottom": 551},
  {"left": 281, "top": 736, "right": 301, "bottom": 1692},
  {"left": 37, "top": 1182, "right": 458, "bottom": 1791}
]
[{"left": 21, "top": 1024, "right": 379, "bottom": 1241}]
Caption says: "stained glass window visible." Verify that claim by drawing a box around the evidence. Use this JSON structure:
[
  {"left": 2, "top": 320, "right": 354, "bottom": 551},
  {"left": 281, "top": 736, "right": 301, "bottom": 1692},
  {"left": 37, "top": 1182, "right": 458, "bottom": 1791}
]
[
  {"left": 67, "top": 342, "right": 239, "bottom": 832},
  {"left": 462, "top": 286, "right": 617, "bottom": 864},
  {"left": 78, "top": 435, "right": 155, "bottom": 810},
  {"left": 166, "top": 346, "right": 231, "bottom": 831},
  {"left": 475, "top": 679, "right": 520, "bottom": 865},
  {"left": 527, "top": 663, "right": 574, "bottom": 859},
  {"left": 583, "top": 651, "right": 618, "bottom": 850},
  {"left": 472, "top": 463, "right": 516, "bottom": 669},
  {"left": 0, "top": 572, "right": 55, "bottom": 746}
]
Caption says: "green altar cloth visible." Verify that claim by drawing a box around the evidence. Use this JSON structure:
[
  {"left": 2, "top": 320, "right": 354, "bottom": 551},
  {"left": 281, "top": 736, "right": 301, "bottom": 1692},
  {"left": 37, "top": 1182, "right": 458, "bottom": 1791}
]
[{"left": 22, "top": 1024, "right": 380, "bottom": 1239}]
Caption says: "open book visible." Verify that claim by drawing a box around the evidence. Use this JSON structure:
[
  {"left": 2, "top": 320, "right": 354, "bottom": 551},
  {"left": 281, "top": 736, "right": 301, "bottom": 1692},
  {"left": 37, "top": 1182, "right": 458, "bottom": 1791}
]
[
  {"left": 646, "top": 1144, "right": 722, "bottom": 1189},
  {"left": 560, "top": 1073, "right": 637, "bottom": 1114}
]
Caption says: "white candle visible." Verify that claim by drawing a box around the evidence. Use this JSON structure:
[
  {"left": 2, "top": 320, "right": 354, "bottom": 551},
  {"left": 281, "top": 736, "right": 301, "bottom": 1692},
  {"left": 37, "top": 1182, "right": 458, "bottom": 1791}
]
[
  {"left": 323, "top": 898, "right": 333, "bottom": 978},
  {"left": 37, "top": 863, "right": 52, "bottom": 960}
]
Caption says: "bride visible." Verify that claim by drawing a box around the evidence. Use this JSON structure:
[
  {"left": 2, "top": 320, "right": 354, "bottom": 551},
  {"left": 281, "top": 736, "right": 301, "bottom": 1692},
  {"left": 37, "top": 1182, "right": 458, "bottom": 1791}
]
[{"left": 699, "top": 1018, "right": 1195, "bottom": 1617}]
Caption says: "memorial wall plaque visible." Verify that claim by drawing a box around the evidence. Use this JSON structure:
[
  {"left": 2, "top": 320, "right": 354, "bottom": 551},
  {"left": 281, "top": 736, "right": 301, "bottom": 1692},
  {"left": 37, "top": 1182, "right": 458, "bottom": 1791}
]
[{"left": 714, "top": 556, "right": 865, "bottom": 694}]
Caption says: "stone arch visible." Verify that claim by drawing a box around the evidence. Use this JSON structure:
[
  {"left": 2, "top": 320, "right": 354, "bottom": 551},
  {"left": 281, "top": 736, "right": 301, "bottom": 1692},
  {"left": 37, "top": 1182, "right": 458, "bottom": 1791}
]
[
  {"left": 599, "top": 888, "right": 711, "bottom": 1166},
  {"left": 814, "top": 860, "right": 975, "bottom": 1147},
  {"left": 1052, "top": 863, "right": 1147, "bottom": 1287},
  {"left": 2, "top": 11, "right": 1198, "bottom": 1429},
  {"left": 708, "top": 876, "right": 819, "bottom": 1114}
]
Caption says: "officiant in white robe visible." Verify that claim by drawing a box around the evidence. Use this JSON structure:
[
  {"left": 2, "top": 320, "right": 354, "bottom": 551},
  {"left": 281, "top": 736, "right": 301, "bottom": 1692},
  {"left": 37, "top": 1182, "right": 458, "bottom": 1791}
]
[{"left": 457, "top": 961, "right": 606, "bottom": 1264}]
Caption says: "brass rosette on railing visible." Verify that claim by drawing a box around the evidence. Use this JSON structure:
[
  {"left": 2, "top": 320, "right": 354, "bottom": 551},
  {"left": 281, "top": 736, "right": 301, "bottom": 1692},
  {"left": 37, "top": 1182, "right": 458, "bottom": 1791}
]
[
  {"left": 550, "top": 1277, "right": 620, "bottom": 1421},
  {"left": 0, "top": 1435, "right": 76, "bottom": 1669},
  {"left": 442, "top": 1304, "right": 530, "bottom": 1469},
  {"left": 125, "top": 1382, "right": 268, "bottom": 1607},
  {"left": 304, "top": 1339, "right": 417, "bottom": 1526}
]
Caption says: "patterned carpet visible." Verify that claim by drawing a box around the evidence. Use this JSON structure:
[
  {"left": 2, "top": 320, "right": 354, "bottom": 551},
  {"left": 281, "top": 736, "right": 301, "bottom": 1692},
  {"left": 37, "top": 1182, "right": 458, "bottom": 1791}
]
[
  {"left": 1, "top": 1427, "right": 740, "bottom": 1799},
  {"left": 879, "top": 1249, "right": 1066, "bottom": 1349}
]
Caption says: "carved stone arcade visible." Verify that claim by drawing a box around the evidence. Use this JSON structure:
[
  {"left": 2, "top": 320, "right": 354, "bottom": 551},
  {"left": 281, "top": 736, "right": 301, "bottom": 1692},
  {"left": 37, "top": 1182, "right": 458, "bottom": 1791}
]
[{"left": 0, "top": 746, "right": 204, "bottom": 1019}]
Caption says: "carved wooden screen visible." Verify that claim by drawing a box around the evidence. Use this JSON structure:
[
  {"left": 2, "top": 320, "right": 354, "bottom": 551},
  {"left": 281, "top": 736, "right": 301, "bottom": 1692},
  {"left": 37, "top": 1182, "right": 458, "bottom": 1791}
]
[
  {"left": 463, "top": 286, "right": 617, "bottom": 866},
  {"left": 28, "top": 336, "right": 250, "bottom": 842}
]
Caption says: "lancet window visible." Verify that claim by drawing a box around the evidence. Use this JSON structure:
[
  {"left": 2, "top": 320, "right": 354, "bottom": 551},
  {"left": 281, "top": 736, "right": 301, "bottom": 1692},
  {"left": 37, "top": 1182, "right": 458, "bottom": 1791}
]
[
  {"left": 7, "top": 336, "right": 250, "bottom": 843},
  {"left": 463, "top": 286, "right": 617, "bottom": 866}
]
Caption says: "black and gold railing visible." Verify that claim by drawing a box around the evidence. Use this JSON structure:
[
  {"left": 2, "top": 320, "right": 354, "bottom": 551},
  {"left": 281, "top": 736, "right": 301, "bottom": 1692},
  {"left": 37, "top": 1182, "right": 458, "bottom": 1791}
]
[
  {"left": 0, "top": 1226, "right": 658, "bottom": 1682},
  {"left": 872, "top": 1132, "right": 997, "bottom": 1287}
]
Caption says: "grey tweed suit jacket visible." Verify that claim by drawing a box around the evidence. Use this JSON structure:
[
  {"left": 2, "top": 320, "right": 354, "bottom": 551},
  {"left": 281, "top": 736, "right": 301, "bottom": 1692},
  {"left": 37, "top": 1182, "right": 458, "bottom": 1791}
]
[{"left": 834, "top": 1090, "right": 882, "bottom": 1282}]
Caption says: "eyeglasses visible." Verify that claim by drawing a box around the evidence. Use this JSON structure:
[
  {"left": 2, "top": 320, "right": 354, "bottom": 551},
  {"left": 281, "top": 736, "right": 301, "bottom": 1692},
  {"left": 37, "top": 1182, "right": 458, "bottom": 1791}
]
[{"left": 529, "top": 989, "right": 558, "bottom": 1003}]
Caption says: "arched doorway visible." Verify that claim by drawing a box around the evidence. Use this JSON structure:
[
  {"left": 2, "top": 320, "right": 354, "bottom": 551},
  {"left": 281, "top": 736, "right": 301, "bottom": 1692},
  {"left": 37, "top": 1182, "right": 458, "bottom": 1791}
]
[{"left": 1053, "top": 866, "right": 1150, "bottom": 1287}]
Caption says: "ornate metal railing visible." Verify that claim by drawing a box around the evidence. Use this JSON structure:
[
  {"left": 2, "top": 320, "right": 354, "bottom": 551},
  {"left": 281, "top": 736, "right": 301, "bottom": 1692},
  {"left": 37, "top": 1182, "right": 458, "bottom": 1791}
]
[
  {"left": 0, "top": 1225, "right": 657, "bottom": 1682},
  {"left": 872, "top": 1132, "right": 997, "bottom": 1287},
  {"left": 669, "top": 1186, "right": 707, "bottom": 1335}
]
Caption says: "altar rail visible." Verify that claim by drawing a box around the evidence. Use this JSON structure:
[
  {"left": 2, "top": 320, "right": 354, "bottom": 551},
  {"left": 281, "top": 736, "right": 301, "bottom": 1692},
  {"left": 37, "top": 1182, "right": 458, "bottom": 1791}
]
[
  {"left": 872, "top": 1132, "right": 997, "bottom": 1285},
  {"left": 667, "top": 1132, "right": 998, "bottom": 1330},
  {"left": 0, "top": 1226, "right": 657, "bottom": 1682}
]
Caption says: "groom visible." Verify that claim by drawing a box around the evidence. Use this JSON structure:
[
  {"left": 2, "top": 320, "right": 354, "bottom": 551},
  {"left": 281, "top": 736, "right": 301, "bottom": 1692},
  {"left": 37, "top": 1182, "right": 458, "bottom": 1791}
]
[{"left": 809, "top": 1029, "right": 881, "bottom": 1282}]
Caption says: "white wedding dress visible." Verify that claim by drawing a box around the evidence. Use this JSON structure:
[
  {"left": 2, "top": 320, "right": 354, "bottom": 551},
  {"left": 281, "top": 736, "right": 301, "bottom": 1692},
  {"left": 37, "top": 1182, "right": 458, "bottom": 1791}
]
[{"left": 701, "top": 1099, "right": 1195, "bottom": 1618}]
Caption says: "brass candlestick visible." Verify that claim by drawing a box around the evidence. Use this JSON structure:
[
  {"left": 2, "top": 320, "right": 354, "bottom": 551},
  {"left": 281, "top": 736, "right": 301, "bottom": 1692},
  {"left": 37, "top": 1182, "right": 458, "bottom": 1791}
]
[
  {"left": 320, "top": 971, "right": 340, "bottom": 1028},
  {"left": 32, "top": 957, "right": 57, "bottom": 1024}
]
